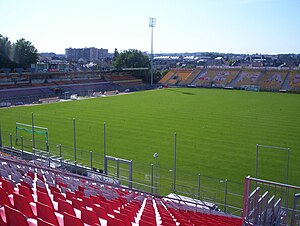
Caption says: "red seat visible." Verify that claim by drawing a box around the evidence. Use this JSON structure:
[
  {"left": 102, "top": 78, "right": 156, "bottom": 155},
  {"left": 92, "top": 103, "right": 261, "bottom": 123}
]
[
  {"left": 107, "top": 216, "right": 126, "bottom": 226},
  {"left": 36, "top": 202, "right": 59, "bottom": 226},
  {"left": 74, "top": 190, "right": 84, "bottom": 199},
  {"left": 66, "top": 191, "right": 76, "bottom": 201},
  {"left": 57, "top": 199, "right": 76, "bottom": 216},
  {"left": 37, "top": 190, "right": 55, "bottom": 210},
  {"left": 1, "top": 179, "right": 14, "bottom": 194},
  {"left": 49, "top": 186, "right": 60, "bottom": 194},
  {"left": 63, "top": 212, "right": 84, "bottom": 226},
  {"left": 71, "top": 197, "right": 85, "bottom": 210},
  {"left": 4, "top": 205, "right": 36, "bottom": 226},
  {"left": 80, "top": 207, "right": 100, "bottom": 225},
  {"left": 36, "top": 186, "right": 48, "bottom": 194},
  {"left": 37, "top": 174, "right": 45, "bottom": 182},
  {"left": 13, "top": 193, "right": 36, "bottom": 218},
  {"left": 139, "top": 219, "right": 156, "bottom": 226},
  {"left": 120, "top": 207, "right": 136, "bottom": 222},
  {"left": 18, "top": 185, "right": 34, "bottom": 203},
  {"left": 26, "top": 171, "right": 35, "bottom": 180},
  {"left": 20, "top": 181, "right": 32, "bottom": 190},
  {"left": 93, "top": 204, "right": 108, "bottom": 220},
  {"left": 52, "top": 191, "right": 66, "bottom": 202},
  {"left": 0, "top": 187, "right": 12, "bottom": 207},
  {"left": 115, "top": 213, "right": 131, "bottom": 226},
  {"left": 37, "top": 217, "right": 56, "bottom": 226},
  {"left": 99, "top": 201, "right": 114, "bottom": 215},
  {"left": 82, "top": 196, "right": 94, "bottom": 208},
  {"left": 140, "top": 215, "right": 156, "bottom": 225}
]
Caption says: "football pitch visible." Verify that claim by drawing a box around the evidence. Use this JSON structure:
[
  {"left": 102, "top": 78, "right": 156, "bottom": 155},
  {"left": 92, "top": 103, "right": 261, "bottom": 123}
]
[{"left": 0, "top": 88, "right": 299, "bottom": 207}]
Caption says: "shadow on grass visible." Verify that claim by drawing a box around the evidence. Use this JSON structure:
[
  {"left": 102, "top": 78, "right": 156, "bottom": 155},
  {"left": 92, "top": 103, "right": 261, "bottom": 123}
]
[{"left": 165, "top": 88, "right": 196, "bottom": 95}]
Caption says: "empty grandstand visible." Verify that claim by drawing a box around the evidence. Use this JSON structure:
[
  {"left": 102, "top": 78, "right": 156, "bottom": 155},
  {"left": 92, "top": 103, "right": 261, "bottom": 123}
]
[
  {"left": 0, "top": 146, "right": 243, "bottom": 226},
  {"left": 0, "top": 70, "right": 146, "bottom": 106},
  {"left": 158, "top": 67, "right": 300, "bottom": 93},
  {"left": 259, "top": 69, "right": 288, "bottom": 91}
]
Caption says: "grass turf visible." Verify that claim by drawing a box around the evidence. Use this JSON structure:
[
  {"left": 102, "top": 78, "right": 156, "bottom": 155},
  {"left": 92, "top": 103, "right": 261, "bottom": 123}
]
[{"left": 1, "top": 88, "right": 299, "bottom": 207}]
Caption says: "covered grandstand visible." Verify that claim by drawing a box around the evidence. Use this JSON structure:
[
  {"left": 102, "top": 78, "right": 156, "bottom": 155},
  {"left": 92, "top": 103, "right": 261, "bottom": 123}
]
[{"left": 159, "top": 67, "right": 300, "bottom": 93}]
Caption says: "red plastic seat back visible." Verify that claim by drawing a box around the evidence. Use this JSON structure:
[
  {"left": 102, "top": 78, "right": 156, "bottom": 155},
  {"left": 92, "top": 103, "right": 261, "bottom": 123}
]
[
  {"left": 4, "top": 205, "right": 29, "bottom": 226},
  {"left": 36, "top": 202, "right": 59, "bottom": 226},
  {"left": 107, "top": 216, "right": 126, "bottom": 226},
  {"left": 63, "top": 212, "right": 84, "bottom": 226},
  {"left": 13, "top": 193, "right": 35, "bottom": 218},
  {"left": 80, "top": 207, "right": 100, "bottom": 225},
  {"left": 0, "top": 187, "right": 12, "bottom": 207},
  {"left": 57, "top": 198, "right": 76, "bottom": 216},
  {"left": 18, "top": 185, "right": 34, "bottom": 203}
]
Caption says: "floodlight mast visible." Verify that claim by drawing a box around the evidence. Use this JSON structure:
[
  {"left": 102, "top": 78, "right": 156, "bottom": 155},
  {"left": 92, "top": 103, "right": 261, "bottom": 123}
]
[{"left": 149, "top": 18, "right": 156, "bottom": 86}]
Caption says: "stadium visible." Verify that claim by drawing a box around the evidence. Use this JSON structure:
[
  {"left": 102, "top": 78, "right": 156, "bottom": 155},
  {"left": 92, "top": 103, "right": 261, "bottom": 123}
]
[{"left": 0, "top": 66, "right": 299, "bottom": 226}]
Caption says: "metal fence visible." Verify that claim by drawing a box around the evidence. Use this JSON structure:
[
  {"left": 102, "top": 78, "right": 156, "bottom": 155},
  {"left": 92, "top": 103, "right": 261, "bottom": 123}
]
[
  {"left": 0, "top": 129, "right": 245, "bottom": 216},
  {"left": 242, "top": 176, "right": 300, "bottom": 226}
]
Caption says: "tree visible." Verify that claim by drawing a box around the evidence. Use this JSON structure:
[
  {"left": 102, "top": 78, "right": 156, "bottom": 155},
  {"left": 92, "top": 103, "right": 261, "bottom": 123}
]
[
  {"left": 113, "top": 48, "right": 119, "bottom": 61},
  {"left": 113, "top": 49, "right": 150, "bottom": 69},
  {"left": 0, "top": 35, "right": 39, "bottom": 69},
  {"left": 12, "top": 38, "right": 38, "bottom": 68},
  {"left": 0, "top": 34, "right": 13, "bottom": 68},
  {"left": 113, "top": 49, "right": 151, "bottom": 83}
]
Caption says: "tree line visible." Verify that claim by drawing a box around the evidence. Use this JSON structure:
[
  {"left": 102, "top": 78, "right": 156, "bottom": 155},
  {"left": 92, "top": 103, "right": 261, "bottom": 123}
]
[
  {"left": 113, "top": 48, "right": 163, "bottom": 83},
  {"left": 0, "top": 34, "right": 39, "bottom": 69}
]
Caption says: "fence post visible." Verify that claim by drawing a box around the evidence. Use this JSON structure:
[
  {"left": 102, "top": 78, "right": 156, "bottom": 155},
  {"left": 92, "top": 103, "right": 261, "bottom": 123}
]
[
  {"left": 151, "top": 164, "right": 154, "bottom": 194},
  {"left": 90, "top": 151, "right": 93, "bottom": 169},
  {"left": 32, "top": 112, "right": 35, "bottom": 149},
  {"left": 10, "top": 133, "right": 13, "bottom": 149},
  {"left": 198, "top": 173, "right": 201, "bottom": 199},
  {"left": 73, "top": 118, "right": 77, "bottom": 174},
  {"left": 0, "top": 123, "right": 2, "bottom": 148},
  {"left": 46, "top": 141, "right": 49, "bottom": 152},
  {"left": 173, "top": 132, "right": 177, "bottom": 193},
  {"left": 21, "top": 136, "right": 24, "bottom": 159},
  {"left": 59, "top": 144, "right": 62, "bottom": 157},
  {"left": 116, "top": 158, "right": 120, "bottom": 179},
  {"left": 104, "top": 122, "right": 107, "bottom": 174},
  {"left": 129, "top": 160, "right": 133, "bottom": 189},
  {"left": 224, "top": 179, "right": 228, "bottom": 213}
]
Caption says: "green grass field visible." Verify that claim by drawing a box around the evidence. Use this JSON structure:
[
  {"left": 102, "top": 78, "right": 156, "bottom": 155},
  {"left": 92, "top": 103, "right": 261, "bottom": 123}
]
[{"left": 1, "top": 88, "right": 299, "bottom": 211}]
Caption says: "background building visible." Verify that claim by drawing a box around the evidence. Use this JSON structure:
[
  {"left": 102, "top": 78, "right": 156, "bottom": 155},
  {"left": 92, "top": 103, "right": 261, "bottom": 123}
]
[{"left": 65, "top": 47, "right": 108, "bottom": 62}]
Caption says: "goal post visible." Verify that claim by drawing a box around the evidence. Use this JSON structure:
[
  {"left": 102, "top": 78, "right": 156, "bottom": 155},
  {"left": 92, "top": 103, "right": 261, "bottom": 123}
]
[
  {"left": 15, "top": 122, "right": 48, "bottom": 148},
  {"left": 255, "top": 144, "right": 290, "bottom": 184}
]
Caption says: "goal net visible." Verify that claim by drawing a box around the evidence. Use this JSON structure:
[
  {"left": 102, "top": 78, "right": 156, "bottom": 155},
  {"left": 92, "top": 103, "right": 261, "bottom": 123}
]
[{"left": 15, "top": 122, "right": 48, "bottom": 149}]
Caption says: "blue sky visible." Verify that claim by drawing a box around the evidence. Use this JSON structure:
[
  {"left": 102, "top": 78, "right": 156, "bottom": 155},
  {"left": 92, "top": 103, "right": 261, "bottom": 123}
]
[{"left": 1, "top": 0, "right": 299, "bottom": 54}]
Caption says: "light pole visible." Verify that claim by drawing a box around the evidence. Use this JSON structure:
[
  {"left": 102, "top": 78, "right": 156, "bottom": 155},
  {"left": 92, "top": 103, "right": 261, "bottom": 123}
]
[
  {"left": 149, "top": 18, "right": 156, "bottom": 86},
  {"left": 153, "top": 152, "right": 158, "bottom": 194}
]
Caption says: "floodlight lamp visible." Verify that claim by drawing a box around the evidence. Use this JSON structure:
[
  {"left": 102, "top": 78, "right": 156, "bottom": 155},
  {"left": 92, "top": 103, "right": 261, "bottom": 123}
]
[{"left": 149, "top": 18, "right": 156, "bottom": 27}]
